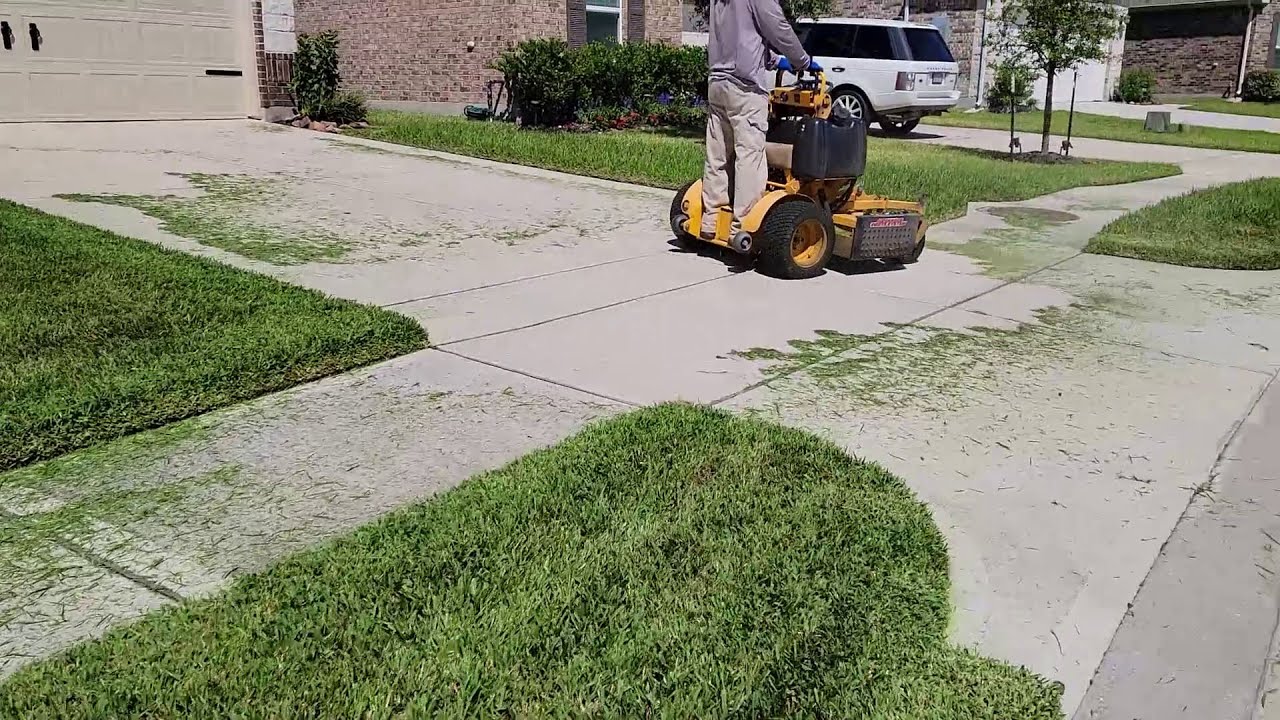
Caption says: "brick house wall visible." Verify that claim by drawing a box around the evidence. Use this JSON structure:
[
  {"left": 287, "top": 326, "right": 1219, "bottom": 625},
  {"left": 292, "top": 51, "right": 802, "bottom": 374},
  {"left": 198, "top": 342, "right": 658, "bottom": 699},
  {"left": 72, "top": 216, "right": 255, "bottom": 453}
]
[
  {"left": 1124, "top": 5, "right": 1252, "bottom": 95},
  {"left": 1247, "top": 2, "right": 1279, "bottom": 71},
  {"left": 296, "top": 0, "right": 681, "bottom": 105},
  {"left": 252, "top": 0, "right": 296, "bottom": 109}
]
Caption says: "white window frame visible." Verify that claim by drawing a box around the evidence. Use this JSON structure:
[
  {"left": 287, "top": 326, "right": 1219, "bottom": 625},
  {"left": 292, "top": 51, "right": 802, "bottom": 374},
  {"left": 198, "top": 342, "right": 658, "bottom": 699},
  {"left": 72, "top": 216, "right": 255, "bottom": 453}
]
[{"left": 586, "top": 0, "right": 624, "bottom": 43}]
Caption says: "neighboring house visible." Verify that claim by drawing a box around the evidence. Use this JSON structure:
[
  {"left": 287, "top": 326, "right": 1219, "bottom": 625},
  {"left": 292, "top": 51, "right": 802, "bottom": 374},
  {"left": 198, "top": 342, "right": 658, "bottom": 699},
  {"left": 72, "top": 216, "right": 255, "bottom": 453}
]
[
  {"left": 0, "top": 0, "right": 296, "bottom": 121},
  {"left": 292, "top": 0, "right": 683, "bottom": 107},
  {"left": 1119, "top": 0, "right": 1278, "bottom": 96}
]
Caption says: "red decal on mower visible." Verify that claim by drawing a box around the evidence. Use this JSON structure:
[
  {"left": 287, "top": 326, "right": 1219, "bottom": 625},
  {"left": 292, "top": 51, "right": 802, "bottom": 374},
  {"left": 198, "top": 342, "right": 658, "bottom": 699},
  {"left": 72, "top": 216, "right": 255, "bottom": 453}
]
[{"left": 867, "top": 217, "right": 909, "bottom": 229}]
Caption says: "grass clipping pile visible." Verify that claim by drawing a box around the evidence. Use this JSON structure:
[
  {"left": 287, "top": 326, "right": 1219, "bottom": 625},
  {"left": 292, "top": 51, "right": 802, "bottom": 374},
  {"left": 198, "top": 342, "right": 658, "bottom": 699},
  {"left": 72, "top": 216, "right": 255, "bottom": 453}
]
[{"left": 1, "top": 405, "right": 1062, "bottom": 719}]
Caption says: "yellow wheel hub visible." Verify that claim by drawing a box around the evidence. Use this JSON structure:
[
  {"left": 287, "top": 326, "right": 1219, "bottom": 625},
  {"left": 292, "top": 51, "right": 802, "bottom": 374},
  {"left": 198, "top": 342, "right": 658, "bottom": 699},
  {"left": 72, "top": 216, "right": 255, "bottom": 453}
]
[{"left": 791, "top": 218, "right": 828, "bottom": 268}]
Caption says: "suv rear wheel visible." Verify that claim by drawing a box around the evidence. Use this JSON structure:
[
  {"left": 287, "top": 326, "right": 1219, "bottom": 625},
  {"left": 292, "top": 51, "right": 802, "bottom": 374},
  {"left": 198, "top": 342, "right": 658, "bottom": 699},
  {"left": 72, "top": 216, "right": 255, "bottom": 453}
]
[
  {"left": 879, "top": 119, "right": 920, "bottom": 137},
  {"left": 831, "top": 88, "right": 872, "bottom": 124}
]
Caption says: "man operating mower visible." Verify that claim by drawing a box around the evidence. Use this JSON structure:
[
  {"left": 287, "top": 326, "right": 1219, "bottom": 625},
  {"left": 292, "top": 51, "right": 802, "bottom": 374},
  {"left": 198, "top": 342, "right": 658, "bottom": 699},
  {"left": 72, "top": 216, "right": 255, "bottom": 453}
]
[{"left": 700, "top": 0, "right": 820, "bottom": 240}]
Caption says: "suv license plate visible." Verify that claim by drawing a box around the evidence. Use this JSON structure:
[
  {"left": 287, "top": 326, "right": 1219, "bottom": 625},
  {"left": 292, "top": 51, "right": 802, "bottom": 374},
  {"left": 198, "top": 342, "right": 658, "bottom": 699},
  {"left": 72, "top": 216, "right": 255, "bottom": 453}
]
[{"left": 931, "top": 73, "right": 946, "bottom": 85}]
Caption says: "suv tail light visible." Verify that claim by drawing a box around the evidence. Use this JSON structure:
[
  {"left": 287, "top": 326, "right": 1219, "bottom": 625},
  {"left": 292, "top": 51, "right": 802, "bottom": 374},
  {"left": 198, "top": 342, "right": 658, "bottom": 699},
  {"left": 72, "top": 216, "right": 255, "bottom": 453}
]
[{"left": 895, "top": 72, "right": 915, "bottom": 91}]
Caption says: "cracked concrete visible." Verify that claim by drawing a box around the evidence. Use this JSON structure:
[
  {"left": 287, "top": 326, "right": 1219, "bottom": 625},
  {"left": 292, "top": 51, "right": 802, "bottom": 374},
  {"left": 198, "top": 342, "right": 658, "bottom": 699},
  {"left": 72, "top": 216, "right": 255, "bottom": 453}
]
[{"left": 3, "top": 120, "right": 1280, "bottom": 717}]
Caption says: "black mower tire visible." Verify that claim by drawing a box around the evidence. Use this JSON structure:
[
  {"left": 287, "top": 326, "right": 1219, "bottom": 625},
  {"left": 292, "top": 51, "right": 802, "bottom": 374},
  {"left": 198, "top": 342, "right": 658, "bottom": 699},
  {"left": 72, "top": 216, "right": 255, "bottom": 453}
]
[
  {"left": 757, "top": 201, "right": 834, "bottom": 280},
  {"left": 879, "top": 118, "right": 921, "bottom": 137},
  {"left": 897, "top": 236, "right": 927, "bottom": 265},
  {"left": 670, "top": 180, "right": 697, "bottom": 242}
]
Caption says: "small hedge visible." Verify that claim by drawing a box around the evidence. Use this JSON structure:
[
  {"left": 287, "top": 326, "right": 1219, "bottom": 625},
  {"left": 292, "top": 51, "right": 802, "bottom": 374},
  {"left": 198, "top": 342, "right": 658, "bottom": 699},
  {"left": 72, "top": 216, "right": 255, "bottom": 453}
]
[
  {"left": 986, "top": 62, "right": 1038, "bottom": 114},
  {"left": 292, "top": 31, "right": 369, "bottom": 124},
  {"left": 1114, "top": 69, "right": 1155, "bottom": 104},
  {"left": 1242, "top": 70, "right": 1280, "bottom": 103},
  {"left": 493, "top": 40, "right": 707, "bottom": 128}
]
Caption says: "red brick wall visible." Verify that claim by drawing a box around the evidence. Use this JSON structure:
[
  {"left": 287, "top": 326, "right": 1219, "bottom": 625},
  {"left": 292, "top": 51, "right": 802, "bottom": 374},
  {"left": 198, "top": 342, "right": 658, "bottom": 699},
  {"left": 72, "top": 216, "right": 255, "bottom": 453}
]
[
  {"left": 296, "top": 0, "right": 681, "bottom": 104},
  {"left": 1247, "top": 3, "right": 1278, "bottom": 72},
  {"left": 252, "top": 0, "right": 294, "bottom": 108},
  {"left": 646, "top": 0, "right": 682, "bottom": 43},
  {"left": 1124, "top": 6, "right": 1250, "bottom": 95}
]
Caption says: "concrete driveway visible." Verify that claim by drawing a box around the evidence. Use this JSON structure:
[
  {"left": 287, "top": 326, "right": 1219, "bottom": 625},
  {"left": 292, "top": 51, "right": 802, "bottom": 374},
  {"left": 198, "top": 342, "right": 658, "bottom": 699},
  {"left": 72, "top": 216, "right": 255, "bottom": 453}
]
[{"left": 3, "top": 120, "right": 1280, "bottom": 716}]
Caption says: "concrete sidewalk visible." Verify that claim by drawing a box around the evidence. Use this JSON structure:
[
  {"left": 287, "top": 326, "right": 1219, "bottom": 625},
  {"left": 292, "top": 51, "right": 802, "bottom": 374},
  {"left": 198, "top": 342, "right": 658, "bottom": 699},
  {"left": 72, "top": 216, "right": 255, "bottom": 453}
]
[
  {"left": 2, "top": 120, "right": 1280, "bottom": 717},
  {"left": 1078, "top": 100, "right": 1280, "bottom": 134}
]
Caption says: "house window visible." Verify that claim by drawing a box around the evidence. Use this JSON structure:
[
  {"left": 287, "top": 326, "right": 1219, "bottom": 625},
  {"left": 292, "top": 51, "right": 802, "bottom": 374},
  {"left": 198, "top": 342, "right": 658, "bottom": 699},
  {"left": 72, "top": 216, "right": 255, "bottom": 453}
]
[{"left": 587, "top": 0, "right": 623, "bottom": 43}]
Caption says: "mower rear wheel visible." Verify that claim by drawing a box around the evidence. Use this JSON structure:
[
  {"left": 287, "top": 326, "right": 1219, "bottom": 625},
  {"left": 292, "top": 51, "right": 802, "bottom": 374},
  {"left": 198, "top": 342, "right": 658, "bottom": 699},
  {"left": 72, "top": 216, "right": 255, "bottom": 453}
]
[
  {"left": 670, "top": 180, "right": 697, "bottom": 242},
  {"left": 896, "top": 236, "right": 927, "bottom": 265},
  {"left": 758, "top": 201, "right": 834, "bottom": 279}
]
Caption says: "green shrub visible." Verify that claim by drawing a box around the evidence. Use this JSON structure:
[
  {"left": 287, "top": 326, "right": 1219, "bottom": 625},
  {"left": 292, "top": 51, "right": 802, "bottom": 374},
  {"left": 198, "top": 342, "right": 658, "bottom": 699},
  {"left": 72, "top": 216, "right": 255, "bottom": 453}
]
[
  {"left": 986, "top": 62, "right": 1038, "bottom": 114},
  {"left": 1241, "top": 70, "right": 1280, "bottom": 103},
  {"left": 492, "top": 39, "right": 583, "bottom": 127},
  {"left": 291, "top": 31, "right": 342, "bottom": 117},
  {"left": 1114, "top": 69, "right": 1156, "bottom": 104},
  {"left": 494, "top": 40, "right": 708, "bottom": 127},
  {"left": 312, "top": 90, "right": 368, "bottom": 124}
]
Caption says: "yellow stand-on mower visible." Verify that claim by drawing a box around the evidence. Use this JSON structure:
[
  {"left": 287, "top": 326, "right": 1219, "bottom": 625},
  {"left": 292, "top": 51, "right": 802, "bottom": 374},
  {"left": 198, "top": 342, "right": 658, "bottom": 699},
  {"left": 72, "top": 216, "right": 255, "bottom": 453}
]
[{"left": 670, "top": 69, "right": 928, "bottom": 279}]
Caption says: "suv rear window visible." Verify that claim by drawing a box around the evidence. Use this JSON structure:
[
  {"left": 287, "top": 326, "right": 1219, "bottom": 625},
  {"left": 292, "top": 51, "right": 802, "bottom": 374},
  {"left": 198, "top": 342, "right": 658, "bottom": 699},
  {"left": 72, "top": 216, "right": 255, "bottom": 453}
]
[
  {"left": 903, "top": 28, "right": 954, "bottom": 62},
  {"left": 851, "top": 25, "right": 896, "bottom": 60},
  {"left": 798, "top": 24, "right": 856, "bottom": 57}
]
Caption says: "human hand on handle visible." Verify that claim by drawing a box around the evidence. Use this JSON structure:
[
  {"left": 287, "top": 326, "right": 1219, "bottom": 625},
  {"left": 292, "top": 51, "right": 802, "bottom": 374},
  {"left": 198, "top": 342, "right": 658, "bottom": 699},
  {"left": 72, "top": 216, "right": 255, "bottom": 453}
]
[{"left": 776, "top": 57, "right": 822, "bottom": 73}]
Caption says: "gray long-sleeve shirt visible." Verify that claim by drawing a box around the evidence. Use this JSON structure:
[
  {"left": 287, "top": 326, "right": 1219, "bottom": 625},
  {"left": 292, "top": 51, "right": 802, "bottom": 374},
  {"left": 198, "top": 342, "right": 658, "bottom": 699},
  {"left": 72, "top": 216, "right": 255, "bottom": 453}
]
[{"left": 707, "top": 0, "right": 811, "bottom": 95}]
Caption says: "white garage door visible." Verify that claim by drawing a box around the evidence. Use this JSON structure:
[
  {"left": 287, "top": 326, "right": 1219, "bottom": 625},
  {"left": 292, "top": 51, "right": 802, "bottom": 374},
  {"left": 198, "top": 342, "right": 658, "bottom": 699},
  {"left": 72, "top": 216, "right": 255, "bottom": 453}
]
[{"left": 0, "top": 0, "right": 250, "bottom": 121}]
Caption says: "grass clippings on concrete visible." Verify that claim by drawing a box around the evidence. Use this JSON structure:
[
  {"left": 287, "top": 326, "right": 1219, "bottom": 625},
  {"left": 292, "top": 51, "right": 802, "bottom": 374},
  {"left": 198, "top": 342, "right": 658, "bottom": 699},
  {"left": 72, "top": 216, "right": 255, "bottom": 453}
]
[
  {"left": 925, "top": 109, "right": 1280, "bottom": 154},
  {"left": 57, "top": 173, "right": 355, "bottom": 265},
  {"left": 355, "top": 111, "right": 1179, "bottom": 224},
  {"left": 1087, "top": 177, "right": 1280, "bottom": 270},
  {"left": 1181, "top": 99, "right": 1280, "bottom": 120},
  {"left": 0, "top": 200, "right": 426, "bottom": 471},
  {"left": 0, "top": 405, "right": 1065, "bottom": 719}
]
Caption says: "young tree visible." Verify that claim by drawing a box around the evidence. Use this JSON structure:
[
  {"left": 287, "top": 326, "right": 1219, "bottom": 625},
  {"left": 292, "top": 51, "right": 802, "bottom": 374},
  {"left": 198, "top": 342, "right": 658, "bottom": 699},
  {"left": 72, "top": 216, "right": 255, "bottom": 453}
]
[
  {"left": 689, "top": 0, "right": 833, "bottom": 28},
  {"left": 986, "top": 0, "right": 1123, "bottom": 154}
]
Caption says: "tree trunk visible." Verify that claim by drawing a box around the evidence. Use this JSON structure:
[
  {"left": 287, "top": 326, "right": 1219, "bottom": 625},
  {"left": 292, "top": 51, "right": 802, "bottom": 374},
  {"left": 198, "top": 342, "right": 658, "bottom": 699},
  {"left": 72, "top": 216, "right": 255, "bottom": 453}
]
[{"left": 1041, "top": 66, "right": 1056, "bottom": 155}]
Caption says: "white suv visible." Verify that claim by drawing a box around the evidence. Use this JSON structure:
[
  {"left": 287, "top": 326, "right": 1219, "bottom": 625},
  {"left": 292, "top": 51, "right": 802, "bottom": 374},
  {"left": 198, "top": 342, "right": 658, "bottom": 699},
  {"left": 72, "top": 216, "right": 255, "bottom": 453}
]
[{"left": 793, "top": 18, "right": 961, "bottom": 136}]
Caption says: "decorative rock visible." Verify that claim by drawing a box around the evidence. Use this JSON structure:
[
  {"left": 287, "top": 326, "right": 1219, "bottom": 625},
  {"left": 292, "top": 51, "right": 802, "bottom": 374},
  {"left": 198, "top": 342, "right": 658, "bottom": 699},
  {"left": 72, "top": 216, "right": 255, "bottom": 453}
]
[
  {"left": 290, "top": 116, "right": 311, "bottom": 128},
  {"left": 263, "top": 106, "right": 298, "bottom": 124},
  {"left": 350, "top": 121, "right": 370, "bottom": 129}
]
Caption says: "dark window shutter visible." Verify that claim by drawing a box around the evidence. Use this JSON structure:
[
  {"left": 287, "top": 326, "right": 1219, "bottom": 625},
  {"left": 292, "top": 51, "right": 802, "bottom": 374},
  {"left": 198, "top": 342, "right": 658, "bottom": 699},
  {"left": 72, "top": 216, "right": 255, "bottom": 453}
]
[
  {"left": 627, "top": 0, "right": 645, "bottom": 41},
  {"left": 567, "top": 0, "right": 587, "bottom": 47}
]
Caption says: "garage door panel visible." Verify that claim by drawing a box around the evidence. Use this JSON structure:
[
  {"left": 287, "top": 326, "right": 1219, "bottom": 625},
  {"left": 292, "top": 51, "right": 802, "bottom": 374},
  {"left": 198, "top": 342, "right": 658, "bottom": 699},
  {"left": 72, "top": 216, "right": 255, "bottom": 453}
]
[
  {"left": 137, "top": 20, "right": 186, "bottom": 63},
  {"left": 0, "top": 0, "right": 247, "bottom": 121},
  {"left": 88, "top": 73, "right": 144, "bottom": 115},
  {"left": 0, "top": 73, "right": 31, "bottom": 120},
  {"left": 25, "top": 71, "right": 84, "bottom": 116},
  {"left": 189, "top": 24, "right": 235, "bottom": 65},
  {"left": 192, "top": 74, "right": 239, "bottom": 113}
]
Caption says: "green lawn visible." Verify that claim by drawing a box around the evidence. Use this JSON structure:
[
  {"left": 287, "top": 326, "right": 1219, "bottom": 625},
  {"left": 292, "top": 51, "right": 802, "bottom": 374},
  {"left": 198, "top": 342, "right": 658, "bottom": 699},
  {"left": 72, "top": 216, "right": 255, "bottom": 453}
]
[
  {"left": 925, "top": 109, "right": 1280, "bottom": 154},
  {"left": 0, "top": 404, "right": 1063, "bottom": 719},
  {"left": 358, "top": 111, "right": 1179, "bottom": 223},
  {"left": 1087, "top": 177, "right": 1280, "bottom": 269},
  {"left": 1182, "top": 99, "right": 1280, "bottom": 120},
  {"left": 0, "top": 201, "right": 426, "bottom": 471}
]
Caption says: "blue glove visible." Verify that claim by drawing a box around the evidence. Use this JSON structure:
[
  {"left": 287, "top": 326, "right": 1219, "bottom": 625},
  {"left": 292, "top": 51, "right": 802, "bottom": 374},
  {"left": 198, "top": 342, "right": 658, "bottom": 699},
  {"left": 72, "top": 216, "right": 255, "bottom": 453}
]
[
  {"left": 776, "top": 57, "right": 793, "bottom": 72},
  {"left": 807, "top": 59, "right": 823, "bottom": 71}
]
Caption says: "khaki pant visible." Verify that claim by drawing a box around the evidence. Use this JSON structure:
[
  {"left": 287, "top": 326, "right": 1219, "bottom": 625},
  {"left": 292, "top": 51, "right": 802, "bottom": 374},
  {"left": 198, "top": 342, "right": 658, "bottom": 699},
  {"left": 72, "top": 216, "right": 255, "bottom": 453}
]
[{"left": 701, "top": 79, "right": 770, "bottom": 235}]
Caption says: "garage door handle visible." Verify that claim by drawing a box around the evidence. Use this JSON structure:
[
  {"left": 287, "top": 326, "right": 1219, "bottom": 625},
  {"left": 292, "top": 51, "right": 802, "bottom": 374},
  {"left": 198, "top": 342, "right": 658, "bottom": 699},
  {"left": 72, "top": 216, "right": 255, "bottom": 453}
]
[
  {"left": 1, "top": 22, "right": 12, "bottom": 50},
  {"left": 28, "top": 22, "right": 39, "bottom": 51}
]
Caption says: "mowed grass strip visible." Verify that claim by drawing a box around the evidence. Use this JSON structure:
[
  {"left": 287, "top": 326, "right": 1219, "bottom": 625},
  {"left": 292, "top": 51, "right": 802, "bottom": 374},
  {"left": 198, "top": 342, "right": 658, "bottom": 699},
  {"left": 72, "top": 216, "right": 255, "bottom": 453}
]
[
  {"left": 0, "top": 405, "right": 1064, "bottom": 720},
  {"left": 0, "top": 200, "right": 426, "bottom": 470},
  {"left": 924, "top": 109, "right": 1280, "bottom": 154},
  {"left": 1087, "top": 177, "right": 1280, "bottom": 270},
  {"left": 356, "top": 111, "right": 1178, "bottom": 223},
  {"left": 1181, "top": 99, "right": 1280, "bottom": 120}
]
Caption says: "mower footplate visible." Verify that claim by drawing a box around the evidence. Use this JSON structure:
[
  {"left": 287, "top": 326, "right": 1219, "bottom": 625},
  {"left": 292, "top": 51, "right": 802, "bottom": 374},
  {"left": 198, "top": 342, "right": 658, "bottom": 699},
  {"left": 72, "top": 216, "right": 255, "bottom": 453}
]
[{"left": 850, "top": 212, "right": 922, "bottom": 260}]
